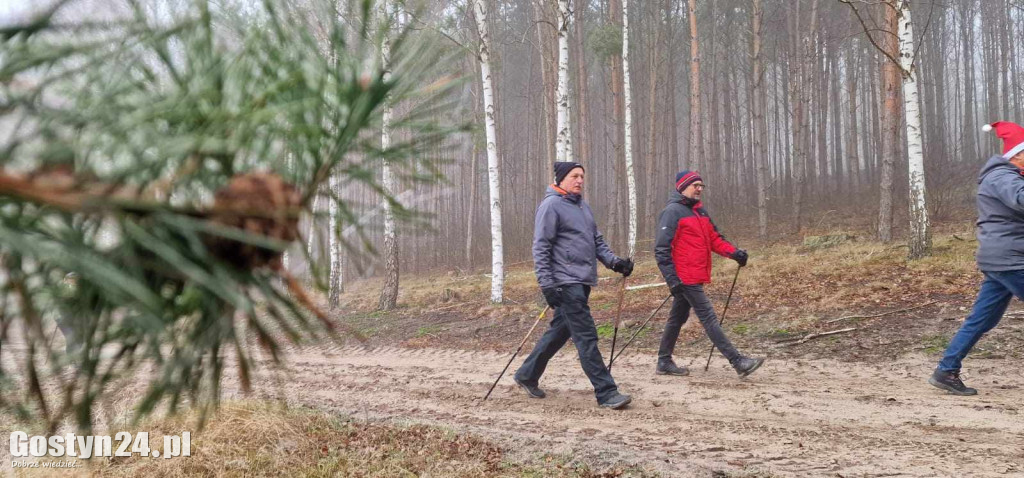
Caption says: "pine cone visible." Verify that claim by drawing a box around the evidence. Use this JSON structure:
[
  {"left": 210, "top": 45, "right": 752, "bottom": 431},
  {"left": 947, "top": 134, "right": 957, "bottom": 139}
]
[{"left": 205, "top": 172, "right": 302, "bottom": 270}]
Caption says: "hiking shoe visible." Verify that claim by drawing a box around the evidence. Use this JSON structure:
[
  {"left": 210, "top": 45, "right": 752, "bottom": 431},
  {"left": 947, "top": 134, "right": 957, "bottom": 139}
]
[
  {"left": 733, "top": 357, "right": 765, "bottom": 377},
  {"left": 599, "top": 392, "right": 632, "bottom": 410},
  {"left": 656, "top": 360, "right": 690, "bottom": 376},
  {"left": 929, "top": 369, "right": 977, "bottom": 396},
  {"left": 513, "top": 376, "right": 546, "bottom": 399}
]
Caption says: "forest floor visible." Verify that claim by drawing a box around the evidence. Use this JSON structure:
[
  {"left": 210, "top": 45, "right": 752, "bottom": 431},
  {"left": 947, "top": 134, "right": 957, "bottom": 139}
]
[{"left": 5, "top": 227, "right": 1024, "bottom": 477}]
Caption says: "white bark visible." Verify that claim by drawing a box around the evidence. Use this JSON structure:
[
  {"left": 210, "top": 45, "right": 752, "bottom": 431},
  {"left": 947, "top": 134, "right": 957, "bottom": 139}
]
[
  {"left": 898, "top": 0, "right": 930, "bottom": 258},
  {"left": 282, "top": 152, "right": 294, "bottom": 272},
  {"left": 622, "top": 0, "right": 637, "bottom": 257},
  {"left": 378, "top": 0, "right": 399, "bottom": 309},
  {"left": 307, "top": 191, "right": 322, "bottom": 260},
  {"left": 473, "top": 0, "right": 504, "bottom": 303},
  {"left": 555, "top": 0, "right": 572, "bottom": 162},
  {"left": 328, "top": 172, "right": 343, "bottom": 309}
]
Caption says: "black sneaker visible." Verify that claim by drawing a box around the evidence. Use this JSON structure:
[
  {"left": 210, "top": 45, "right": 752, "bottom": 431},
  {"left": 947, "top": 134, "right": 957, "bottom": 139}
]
[
  {"left": 733, "top": 357, "right": 765, "bottom": 377},
  {"left": 929, "top": 369, "right": 978, "bottom": 396},
  {"left": 513, "top": 376, "right": 546, "bottom": 399},
  {"left": 599, "top": 392, "right": 632, "bottom": 409},
  {"left": 656, "top": 360, "right": 690, "bottom": 376}
]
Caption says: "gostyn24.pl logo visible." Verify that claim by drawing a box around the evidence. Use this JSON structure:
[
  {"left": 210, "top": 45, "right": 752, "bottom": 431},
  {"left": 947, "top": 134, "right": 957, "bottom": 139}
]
[{"left": 10, "top": 431, "right": 191, "bottom": 459}]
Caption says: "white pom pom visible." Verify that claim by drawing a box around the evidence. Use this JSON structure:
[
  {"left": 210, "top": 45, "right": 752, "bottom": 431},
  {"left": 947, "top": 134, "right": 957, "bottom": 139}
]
[{"left": 983, "top": 123, "right": 994, "bottom": 132}]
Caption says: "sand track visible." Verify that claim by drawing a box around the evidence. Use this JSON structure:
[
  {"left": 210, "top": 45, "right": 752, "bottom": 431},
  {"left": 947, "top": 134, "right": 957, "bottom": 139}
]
[{"left": 228, "top": 343, "right": 1024, "bottom": 477}]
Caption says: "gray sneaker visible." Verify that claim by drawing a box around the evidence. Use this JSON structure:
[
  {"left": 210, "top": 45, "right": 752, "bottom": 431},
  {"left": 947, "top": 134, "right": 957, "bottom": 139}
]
[
  {"left": 599, "top": 392, "right": 632, "bottom": 409},
  {"left": 733, "top": 357, "right": 765, "bottom": 377},
  {"left": 656, "top": 360, "right": 690, "bottom": 376},
  {"left": 513, "top": 376, "right": 546, "bottom": 399}
]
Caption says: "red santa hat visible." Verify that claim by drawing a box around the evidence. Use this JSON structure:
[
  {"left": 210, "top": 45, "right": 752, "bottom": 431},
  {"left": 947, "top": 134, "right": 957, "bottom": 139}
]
[{"left": 983, "top": 121, "right": 1024, "bottom": 159}]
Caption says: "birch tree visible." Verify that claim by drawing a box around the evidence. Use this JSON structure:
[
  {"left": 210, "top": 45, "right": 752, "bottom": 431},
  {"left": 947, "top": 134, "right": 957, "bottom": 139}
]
[
  {"left": 473, "top": 0, "right": 505, "bottom": 303},
  {"left": 378, "top": 0, "right": 399, "bottom": 310},
  {"left": 842, "top": 0, "right": 931, "bottom": 256},
  {"left": 328, "top": 172, "right": 344, "bottom": 309},
  {"left": 898, "top": 0, "right": 931, "bottom": 258},
  {"left": 555, "top": 0, "right": 573, "bottom": 162},
  {"left": 622, "top": 0, "right": 637, "bottom": 256}
]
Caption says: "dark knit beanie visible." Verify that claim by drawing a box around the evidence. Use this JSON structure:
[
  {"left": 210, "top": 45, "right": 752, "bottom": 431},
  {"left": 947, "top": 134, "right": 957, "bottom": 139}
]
[
  {"left": 675, "top": 170, "right": 702, "bottom": 192},
  {"left": 554, "top": 162, "right": 585, "bottom": 185}
]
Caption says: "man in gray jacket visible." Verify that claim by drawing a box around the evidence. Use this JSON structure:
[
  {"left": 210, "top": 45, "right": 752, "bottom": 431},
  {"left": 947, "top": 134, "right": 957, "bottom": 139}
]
[
  {"left": 930, "top": 121, "right": 1024, "bottom": 396},
  {"left": 513, "top": 162, "right": 634, "bottom": 409}
]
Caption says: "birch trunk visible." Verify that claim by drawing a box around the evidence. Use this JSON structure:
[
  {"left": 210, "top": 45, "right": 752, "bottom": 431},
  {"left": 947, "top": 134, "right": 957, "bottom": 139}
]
[
  {"left": 378, "top": 1, "right": 399, "bottom": 310},
  {"left": 328, "top": 172, "right": 343, "bottom": 309},
  {"left": 898, "top": 0, "right": 931, "bottom": 258},
  {"left": 555, "top": 0, "right": 572, "bottom": 162},
  {"left": 622, "top": 0, "right": 637, "bottom": 257},
  {"left": 307, "top": 191, "right": 322, "bottom": 268},
  {"left": 473, "top": 0, "right": 504, "bottom": 303}
]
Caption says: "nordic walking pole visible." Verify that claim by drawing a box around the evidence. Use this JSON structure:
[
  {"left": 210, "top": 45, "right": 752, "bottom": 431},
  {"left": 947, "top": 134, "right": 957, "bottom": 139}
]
[
  {"left": 704, "top": 266, "right": 741, "bottom": 371},
  {"left": 608, "top": 293, "right": 672, "bottom": 368},
  {"left": 607, "top": 276, "right": 627, "bottom": 371},
  {"left": 481, "top": 306, "right": 549, "bottom": 402}
]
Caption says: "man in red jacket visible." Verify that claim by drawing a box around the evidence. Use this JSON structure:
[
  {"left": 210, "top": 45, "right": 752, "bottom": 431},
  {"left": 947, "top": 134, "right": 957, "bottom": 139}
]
[{"left": 653, "top": 171, "right": 764, "bottom": 377}]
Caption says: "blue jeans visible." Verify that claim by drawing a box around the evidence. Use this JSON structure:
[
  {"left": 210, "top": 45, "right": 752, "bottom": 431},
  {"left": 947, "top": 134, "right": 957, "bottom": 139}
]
[
  {"left": 938, "top": 270, "right": 1024, "bottom": 372},
  {"left": 514, "top": 284, "right": 619, "bottom": 404}
]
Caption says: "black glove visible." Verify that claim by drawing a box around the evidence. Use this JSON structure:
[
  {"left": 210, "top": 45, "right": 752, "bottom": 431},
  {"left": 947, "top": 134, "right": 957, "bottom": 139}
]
[
  {"left": 611, "top": 257, "right": 634, "bottom": 277},
  {"left": 731, "top": 249, "right": 749, "bottom": 267},
  {"left": 669, "top": 283, "right": 686, "bottom": 299},
  {"left": 541, "top": 287, "right": 563, "bottom": 308}
]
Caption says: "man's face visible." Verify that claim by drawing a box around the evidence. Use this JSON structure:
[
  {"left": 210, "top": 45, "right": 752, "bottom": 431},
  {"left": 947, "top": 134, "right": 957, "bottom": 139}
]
[
  {"left": 1011, "top": 152, "right": 1024, "bottom": 170},
  {"left": 559, "top": 168, "right": 585, "bottom": 195},
  {"left": 681, "top": 181, "right": 705, "bottom": 200}
]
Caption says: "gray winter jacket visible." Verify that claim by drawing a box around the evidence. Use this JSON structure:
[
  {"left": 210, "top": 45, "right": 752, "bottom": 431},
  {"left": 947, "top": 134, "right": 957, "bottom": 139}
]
[
  {"left": 976, "top": 155, "right": 1024, "bottom": 271},
  {"left": 533, "top": 186, "right": 619, "bottom": 288}
]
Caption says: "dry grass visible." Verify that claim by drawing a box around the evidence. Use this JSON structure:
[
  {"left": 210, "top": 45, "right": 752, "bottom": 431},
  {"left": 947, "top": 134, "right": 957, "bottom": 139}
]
[
  {"left": 0, "top": 402, "right": 653, "bottom": 478},
  {"left": 333, "top": 230, "right": 981, "bottom": 326}
]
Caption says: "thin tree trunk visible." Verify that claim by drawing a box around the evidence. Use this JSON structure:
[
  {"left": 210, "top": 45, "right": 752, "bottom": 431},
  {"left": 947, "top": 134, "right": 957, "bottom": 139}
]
[
  {"left": 328, "top": 172, "right": 343, "bottom": 309},
  {"left": 645, "top": 1, "right": 663, "bottom": 231},
  {"left": 846, "top": 41, "right": 861, "bottom": 199},
  {"left": 622, "top": 0, "right": 637, "bottom": 257},
  {"left": 898, "top": 0, "right": 930, "bottom": 258},
  {"left": 378, "top": 5, "right": 399, "bottom": 310},
  {"left": 535, "top": 0, "right": 556, "bottom": 166},
  {"left": 466, "top": 134, "right": 479, "bottom": 267},
  {"left": 573, "top": 1, "right": 590, "bottom": 164},
  {"left": 556, "top": 0, "right": 572, "bottom": 163},
  {"left": 751, "top": 0, "right": 768, "bottom": 239},
  {"left": 687, "top": 0, "right": 702, "bottom": 174},
  {"left": 610, "top": 0, "right": 626, "bottom": 249},
  {"left": 878, "top": 2, "right": 900, "bottom": 243},
  {"left": 473, "top": 0, "right": 504, "bottom": 303}
]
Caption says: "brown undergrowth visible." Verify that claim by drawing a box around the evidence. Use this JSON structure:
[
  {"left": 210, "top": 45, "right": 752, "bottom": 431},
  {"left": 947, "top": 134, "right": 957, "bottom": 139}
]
[{"left": 326, "top": 225, "right": 1024, "bottom": 363}]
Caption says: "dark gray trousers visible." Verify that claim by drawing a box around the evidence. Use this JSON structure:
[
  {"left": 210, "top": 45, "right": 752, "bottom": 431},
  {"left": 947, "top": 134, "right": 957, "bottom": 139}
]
[
  {"left": 514, "top": 284, "right": 619, "bottom": 404},
  {"left": 657, "top": 284, "right": 741, "bottom": 364}
]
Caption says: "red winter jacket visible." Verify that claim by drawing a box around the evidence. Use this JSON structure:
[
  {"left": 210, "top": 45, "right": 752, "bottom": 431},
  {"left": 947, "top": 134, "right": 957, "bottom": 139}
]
[{"left": 654, "top": 191, "right": 737, "bottom": 286}]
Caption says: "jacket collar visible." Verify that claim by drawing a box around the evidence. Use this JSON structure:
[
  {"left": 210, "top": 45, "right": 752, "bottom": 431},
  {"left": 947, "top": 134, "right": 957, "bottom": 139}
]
[
  {"left": 550, "top": 183, "right": 582, "bottom": 203},
  {"left": 668, "top": 189, "right": 701, "bottom": 208}
]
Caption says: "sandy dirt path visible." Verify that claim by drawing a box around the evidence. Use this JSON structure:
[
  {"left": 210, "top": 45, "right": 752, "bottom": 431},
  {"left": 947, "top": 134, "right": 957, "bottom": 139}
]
[{"left": 227, "top": 343, "right": 1024, "bottom": 477}]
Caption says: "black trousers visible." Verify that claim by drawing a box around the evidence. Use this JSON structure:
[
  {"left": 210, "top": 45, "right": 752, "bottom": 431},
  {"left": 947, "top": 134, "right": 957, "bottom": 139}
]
[{"left": 514, "top": 284, "right": 619, "bottom": 403}]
